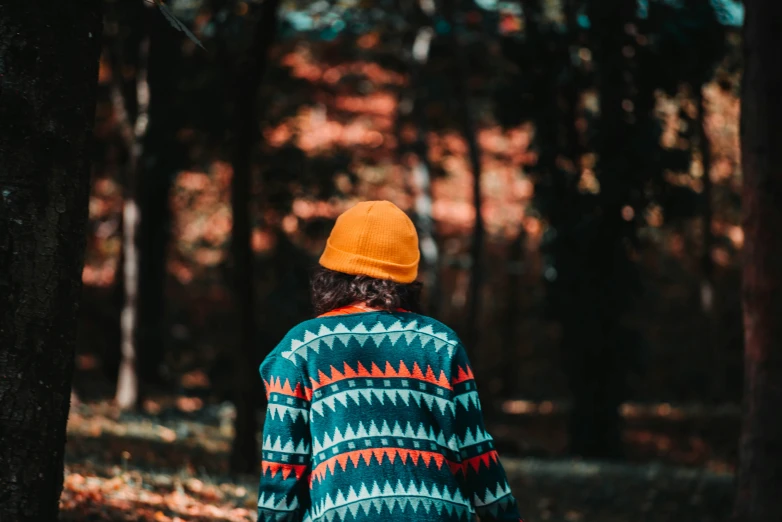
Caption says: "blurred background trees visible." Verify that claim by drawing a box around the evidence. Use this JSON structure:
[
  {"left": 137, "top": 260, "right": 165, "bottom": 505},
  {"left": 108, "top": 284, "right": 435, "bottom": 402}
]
[
  {"left": 51, "top": 0, "right": 758, "bottom": 518},
  {"left": 77, "top": 0, "right": 745, "bottom": 457}
]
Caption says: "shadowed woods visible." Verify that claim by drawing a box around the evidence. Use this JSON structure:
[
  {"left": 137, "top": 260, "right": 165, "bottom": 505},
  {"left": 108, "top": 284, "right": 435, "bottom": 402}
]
[{"left": 5, "top": 0, "right": 782, "bottom": 521}]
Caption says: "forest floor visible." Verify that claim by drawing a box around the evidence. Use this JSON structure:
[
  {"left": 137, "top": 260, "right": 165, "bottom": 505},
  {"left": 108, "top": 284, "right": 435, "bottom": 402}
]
[{"left": 61, "top": 398, "right": 736, "bottom": 522}]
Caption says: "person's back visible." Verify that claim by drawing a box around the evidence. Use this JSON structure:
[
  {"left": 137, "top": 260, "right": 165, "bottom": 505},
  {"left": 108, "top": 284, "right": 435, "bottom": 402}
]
[{"left": 257, "top": 201, "right": 524, "bottom": 522}]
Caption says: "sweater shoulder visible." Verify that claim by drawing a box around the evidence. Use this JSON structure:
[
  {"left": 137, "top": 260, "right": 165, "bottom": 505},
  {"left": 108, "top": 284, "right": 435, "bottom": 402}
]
[
  {"left": 406, "top": 313, "right": 462, "bottom": 346},
  {"left": 265, "top": 317, "right": 331, "bottom": 360},
  {"left": 263, "top": 313, "right": 464, "bottom": 368}
]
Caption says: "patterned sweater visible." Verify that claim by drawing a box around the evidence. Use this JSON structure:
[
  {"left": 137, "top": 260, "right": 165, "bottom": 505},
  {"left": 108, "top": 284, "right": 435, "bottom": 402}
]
[{"left": 257, "top": 309, "right": 523, "bottom": 522}]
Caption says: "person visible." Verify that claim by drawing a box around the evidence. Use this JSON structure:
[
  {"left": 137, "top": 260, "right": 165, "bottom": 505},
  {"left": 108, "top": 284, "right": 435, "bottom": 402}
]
[{"left": 257, "top": 201, "right": 524, "bottom": 522}]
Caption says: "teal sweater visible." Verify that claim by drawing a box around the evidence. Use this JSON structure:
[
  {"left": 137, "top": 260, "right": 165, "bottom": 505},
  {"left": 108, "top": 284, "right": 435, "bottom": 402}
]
[{"left": 257, "top": 310, "right": 523, "bottom": 522}]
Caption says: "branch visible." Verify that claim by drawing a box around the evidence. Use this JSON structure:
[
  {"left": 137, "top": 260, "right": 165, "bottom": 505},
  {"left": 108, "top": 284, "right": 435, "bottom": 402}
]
[{"left": 152, "top": 0, "right": 206, "bottom": 50}]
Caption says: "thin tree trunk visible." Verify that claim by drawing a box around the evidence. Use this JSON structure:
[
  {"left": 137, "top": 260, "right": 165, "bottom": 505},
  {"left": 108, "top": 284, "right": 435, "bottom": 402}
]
[
  {"left": 229, "top": 0, "right": 281, "bottom": 474},
  {"left": 412, "top": 153, "right": 439, "bottom": 306},
  {"left": 410, "top": 30, "right": 439, "bottom": 316},
  {"left": 442, "top": 0, "right": 485, "bottom": 362},
  {"left": 464, "top": 96, "right": 485, "bottom": 362},
  {"left": 0, "top": 2, "right": 103, "bottom": 520},
  {"left": 398, "top": 0, "right": 440, "bottom": 317},
  {"left": 696, "top": 85, "right": 721, "bottom": 401},
  {"left": 697, "top": 87, "right": 715, "bottom": 313},
  {"left": 561, "top": 0, "right": 636, "bottom": 460},
  {"left": 501, "top": 231, "right": 525, "bottom": 399},
  {"left": 562, "top": 0, "right": 584, "bottom": 168},
  {"left": 733, "top": 2, "right": 782, "bottom": 520},
  {"left": 114, "top": 34, "right": 151, "bottom": 410},
  {"left": 135, "top": 7, "right": 184, "bottom": 389}
]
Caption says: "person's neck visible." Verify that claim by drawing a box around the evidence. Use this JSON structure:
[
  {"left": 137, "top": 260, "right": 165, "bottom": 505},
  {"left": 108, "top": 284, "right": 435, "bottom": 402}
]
[{"left": 347, "top": 302, "right": 382, "bottom": 312}]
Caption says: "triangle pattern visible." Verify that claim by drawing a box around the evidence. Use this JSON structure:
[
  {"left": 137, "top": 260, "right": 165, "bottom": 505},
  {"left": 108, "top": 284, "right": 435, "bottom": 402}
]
[
  {"left": 260, "top": 313, "right": 522, "bottom": 522},
  {"left": 281, "top": 319, "right": 459, "bottom": 367},
  {"left": 309, "top": 480, "right": 472, "bottom": 521}
]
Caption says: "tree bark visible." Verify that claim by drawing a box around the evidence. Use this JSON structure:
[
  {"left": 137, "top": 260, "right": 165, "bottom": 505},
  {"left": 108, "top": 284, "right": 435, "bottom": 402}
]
[
  {"left": 560, "top": 0, "right": 637, "bottom": 460},
  {"left": 0, "top": 2, "right": 103, "bottom": 520},
  {"left": 229, "top": 0, "right": 281, "bottom": 474},
  {"left": 518, "top": 0, "right": 629, "bottom": 458},
  {"left": 113, "top": 31, "right": 151, "bottom": 411},
  {"left": 442, "top": 0, "right": 485, "bottom": 364},
  {"left": 697, "top": 86, "right": 715, "bottom": 313},
  {"left": 733, "top": 2, "right": 782, "bottom": 520},
  {"left": 397, "top": 0, "right": 441, "bottom": 317},
  {"left": 696, "top": 85, "right": 722, "bottom": 402},
  {"left": 135, "top": 7, "right": 185, "bottom": 389},
  {"left": 501, "top": 231, "right": 525, "bottom": 399}
]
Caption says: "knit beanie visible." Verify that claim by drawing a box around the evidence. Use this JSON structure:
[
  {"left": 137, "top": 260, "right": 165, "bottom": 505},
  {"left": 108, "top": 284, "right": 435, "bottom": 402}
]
[{"left": 319, "top": 201, "right": 420, "bottom": 283}]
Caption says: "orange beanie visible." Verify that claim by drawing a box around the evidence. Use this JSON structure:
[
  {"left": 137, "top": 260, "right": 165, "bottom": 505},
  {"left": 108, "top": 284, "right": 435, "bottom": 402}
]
[{"left": 319, "top": 201, "right": 420, "bottom": 283}]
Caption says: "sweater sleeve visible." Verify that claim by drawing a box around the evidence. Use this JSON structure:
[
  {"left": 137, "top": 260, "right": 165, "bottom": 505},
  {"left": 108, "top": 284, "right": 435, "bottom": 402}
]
[
  {"left": 257, "top": 354, "right": 312, "bottom": 522},
  {"left": 450, "top": 344, "right": 524, "bottom": 522}
]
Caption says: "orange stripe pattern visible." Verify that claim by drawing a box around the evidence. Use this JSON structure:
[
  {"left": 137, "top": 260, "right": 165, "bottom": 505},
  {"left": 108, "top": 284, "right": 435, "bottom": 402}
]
[{"left": 309, "top": 360, "right": 452, "bottom": 391}]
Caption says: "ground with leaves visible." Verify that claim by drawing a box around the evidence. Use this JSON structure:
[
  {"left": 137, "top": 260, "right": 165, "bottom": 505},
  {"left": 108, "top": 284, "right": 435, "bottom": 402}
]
[{"left": 62, "top": 400, "right": 735, "bottom": 521}]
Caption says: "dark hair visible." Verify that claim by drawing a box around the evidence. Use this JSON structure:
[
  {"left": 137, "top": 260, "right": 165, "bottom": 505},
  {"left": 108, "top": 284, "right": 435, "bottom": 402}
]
[{"left": 311, "top": 267, "right": 422, "bottom": 316}]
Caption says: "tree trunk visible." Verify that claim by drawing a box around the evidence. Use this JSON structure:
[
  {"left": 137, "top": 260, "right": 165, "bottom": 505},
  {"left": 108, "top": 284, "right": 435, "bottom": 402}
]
[
  {"left": 397, "top": 0, "right": 441, "bottom": 317},
  {"left": 0, "top": 2, "right": 103, "bottom": 520},
  {"left": 135, "top": 7, "right": 185, "bottom": 389},
  {"left": 696, "top": 85, "right": 721, "bottom": 401},
  {"left": 113, "top": 31, "right": 151, "bottom": 410},
  {"left": 409, "top": 33, "right": 440, "bottom": 317},
  {"left": 522, "top": 0, "right": 629, "bottom": 456},
  {"left": 443, "top": 0, "right": 485, "bottom": 364},
  {"left": 733, "top": 2, "right": 782, "bottom": 520},
  {"left": 561, "top": 0, "right": 637, "bottom": 460},
  {"left": 463, "top": 92, "right": 485, "bottom": 364},
  {"left": 501, "top": 232, "right": 525, "bottom": 399},
  {"left": 229, "top": 0, "right": 281, "bottom": 474},
  {"left": 697, "top": 86, "right": 715, "bottom": 313}
]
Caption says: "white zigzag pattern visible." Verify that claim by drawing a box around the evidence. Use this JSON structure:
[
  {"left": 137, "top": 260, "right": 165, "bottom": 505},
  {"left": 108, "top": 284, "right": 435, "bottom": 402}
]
[
  {"left": 263, "top": 435, "right": 310, "bottom": 454},
  {"left": 280, "top": 320, "right": 458, "bottom": 366},
  {"left": 453, "top": 390, "right": 481, "bottom": 411},
  {"left": 311, "top": 420, "right": 459, "bottom": 455},
  {"left": 267, "top": 403, "right": 309, "bottom": 423},
  {"left": 310, "top": 387, "right": 455, "bottom": 418},
  {"left": 258, "top": 491, "right": 300, "bottom": 512},
  {"left": 309, "top": 480, "right": 472, "bottom": 521},
  {"left": 457, "top": 425, "right": 494, "bottom": 449},
  {"left": 308, "top": 497, "right": 472, "bottom": 522},
  {"left": 473, "top": 482, "right": 514, "bottom": 507}
]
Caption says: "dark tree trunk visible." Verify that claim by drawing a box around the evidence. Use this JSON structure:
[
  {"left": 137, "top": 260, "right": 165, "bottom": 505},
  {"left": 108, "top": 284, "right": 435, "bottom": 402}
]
[
  {"left": 733, "top": 2, "right": 782, "bottom": 520},
  {"left": 135, "top": 7, "right": 185, "bottom": 390},
  {"left": 560, "top": 0, "right": 637, "bottom": 460},
  {"left": 697, "top": 86, "right": 714, "bottom": 309},
  {"left": 0, "top": 2, "right": 103, "bottom": 520},
  {"left": 501, "top": 231, "right": 525, "bottom": 399},
  {"left": 229, "top": 0, "right": 281, "bottom": 474},
  {"left": 696, "top": 85, "right": 721, "bottom": 401},
  {"left": 562, "top": 0, "right": 584, "bottom": 168},
  {"left": 523, "top": 0, "right": 628, "bottom": 455},
  {"left": 397, "top": 0, "right": 440, "bottom": 317},
  {"left": 463, "top": 94, "right": 485, "bottom": 364},
  {"left": 442, "top": 0, "right": 485, "bottom": 364}
]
